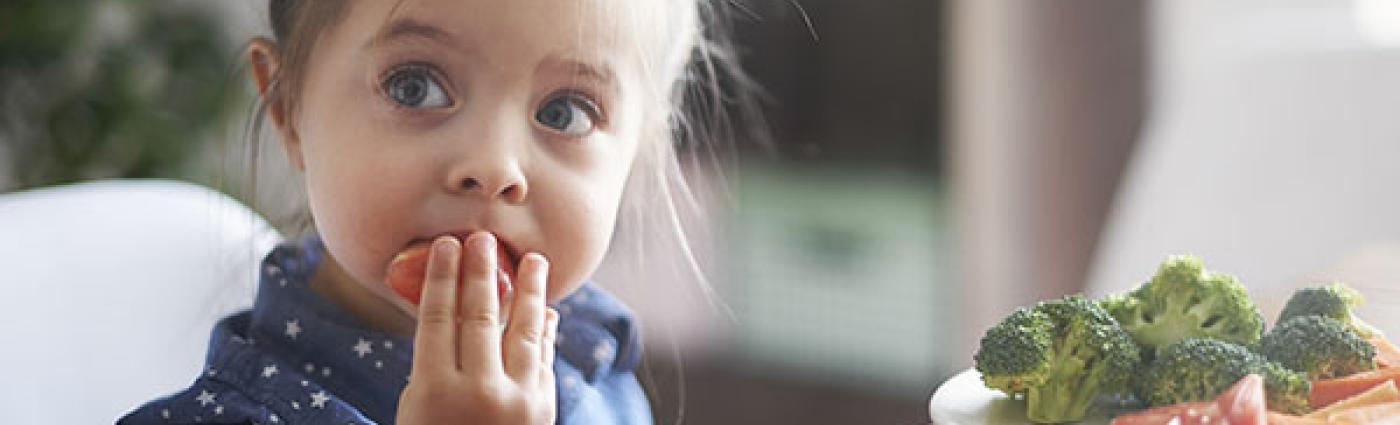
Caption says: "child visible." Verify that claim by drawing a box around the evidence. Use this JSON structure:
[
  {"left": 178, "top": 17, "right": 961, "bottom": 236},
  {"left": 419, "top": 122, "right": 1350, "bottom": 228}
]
[{"left": 121, "top": 0, "right": 753, "bottom": 423}]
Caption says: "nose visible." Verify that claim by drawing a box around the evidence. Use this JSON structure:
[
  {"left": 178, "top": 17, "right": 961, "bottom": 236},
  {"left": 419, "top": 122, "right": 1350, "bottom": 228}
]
[
  {"left": 443, "top": 147, "right": 529, "bottom": 204},
  {"left": 457, "top": 175, "right": 525, "bottom": 201}
]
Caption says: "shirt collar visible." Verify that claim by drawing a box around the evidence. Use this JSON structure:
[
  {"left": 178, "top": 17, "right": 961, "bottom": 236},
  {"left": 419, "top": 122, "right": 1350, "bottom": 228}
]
[{"left": 553, "top": 280, "right": 644, "bottom": 382}]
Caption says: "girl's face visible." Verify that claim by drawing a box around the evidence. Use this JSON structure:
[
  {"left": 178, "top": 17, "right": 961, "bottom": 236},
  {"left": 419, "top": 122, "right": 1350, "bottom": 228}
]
[{"left": 277, "top": 0, "right": 655, "bottom": 311}]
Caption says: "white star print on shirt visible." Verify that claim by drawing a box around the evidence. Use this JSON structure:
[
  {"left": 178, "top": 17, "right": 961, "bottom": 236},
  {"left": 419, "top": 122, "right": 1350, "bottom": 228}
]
[
  {"left": 310, "top": 390, "right": 330, "bottom": 409},
  {"left": 267, "top": 264, "right": 289, "bottom": 287},
  {"left": 285, "top": 319, "right": 302, "bottom": 339},
  {"left": 262, "top": 365, "right": 278, "bottom": 378},
  {"left": 195, "top": 390, "right": 215, "bottom": 407},
  {"left": 352, "top": 338, "right": 373, "bottom": 358},
  {"left": 593, "top": 342, "right": 614, "bottom": 364}
]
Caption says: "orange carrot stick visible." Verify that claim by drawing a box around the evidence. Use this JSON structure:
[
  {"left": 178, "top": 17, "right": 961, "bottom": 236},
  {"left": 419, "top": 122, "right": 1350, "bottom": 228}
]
[
  {"left": 1310, "top": 367, "right": 1400, "bottom": 409},
  {"left": 1309, "top": 378, "right": 1400, "bottom": 417}
]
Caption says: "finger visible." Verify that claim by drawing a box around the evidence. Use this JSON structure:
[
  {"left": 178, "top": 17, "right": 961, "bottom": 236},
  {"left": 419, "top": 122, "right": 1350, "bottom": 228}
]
[
  {"left": 504, "top": 253, "right": 549, "bottom": 381},
  {"left": 539, "top": 307, "right": 559, "bottom": 388},
  {"left": 411, "top": 236, "right": 461, "bottom": 374},
  {"left": 457, "top": 232, "right": 504, "bottom": 374},
  {"left": 497, "top": 266, "right": 515, "bottom": 326}
]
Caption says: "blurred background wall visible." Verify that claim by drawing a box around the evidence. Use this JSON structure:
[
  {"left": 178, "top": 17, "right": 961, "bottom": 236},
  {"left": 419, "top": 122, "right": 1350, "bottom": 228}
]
[
  {"left": 947, "top": 0, "right": 1145, "bottom": 363},
  {"left": 8, "top": 0, "right": 1400, "bottom": 424}
]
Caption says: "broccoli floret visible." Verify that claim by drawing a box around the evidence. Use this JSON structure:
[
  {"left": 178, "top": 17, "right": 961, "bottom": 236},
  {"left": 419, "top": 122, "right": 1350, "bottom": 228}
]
[
  {"left": 1257, "top": 360, "right": 1313, "bottom": 415},
  {"left": 1140, "top": 338, "right": 1311, "bottom": 415},
  {"left": 1138, "top": 338, "right": 1254, "bottom": 406},
  {"left": 975, "top": 296, "right": 1141, "bottom": 423},
  {"left": 1100, "top": 255, "right": 1265, "bottom": 357},
  {"left": 1277, "top": 282, "right": 1382, "bottom": 339},
  {"left": 973, "top": 308, "right": 1053, "bottom": 396},
  {"left": 1259, "top": 315, "right": 1377, "bottom": 380}
]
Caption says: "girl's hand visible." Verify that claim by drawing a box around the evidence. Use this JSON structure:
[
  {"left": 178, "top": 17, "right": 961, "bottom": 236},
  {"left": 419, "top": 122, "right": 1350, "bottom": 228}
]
[{"left": 396, "top": 233, "right": 559, "bottom": 425}]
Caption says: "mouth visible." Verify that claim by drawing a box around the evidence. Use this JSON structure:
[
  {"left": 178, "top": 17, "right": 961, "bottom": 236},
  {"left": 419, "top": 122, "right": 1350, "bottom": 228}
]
[
  {"left": 437, "top": 231, "right": 521, "bottom": 269},
  {"left": 440, "top": 231, "right": 520, "bottom": 309},
  {"left": 409, "top": 230, "right": 522, "bottom": 283},
  {"left": 387, "top": 230, "right": 521, "bottom": 309}
]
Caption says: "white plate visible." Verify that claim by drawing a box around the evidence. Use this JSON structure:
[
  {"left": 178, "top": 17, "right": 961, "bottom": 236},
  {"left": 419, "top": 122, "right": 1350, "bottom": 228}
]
[{"left": 929, "top": 369, "right": 1125, "bottom": 425}]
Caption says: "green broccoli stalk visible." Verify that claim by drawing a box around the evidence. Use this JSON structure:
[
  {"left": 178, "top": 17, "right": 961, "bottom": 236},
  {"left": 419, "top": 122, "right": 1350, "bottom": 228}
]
[
  {"left": 1099, "top": 255, "right": 1265, "bottom": 357},
  {"left": 1139, "top": 338, "right": 1311, "bottom": 415},
  {"left": 974, "top": 296, "right": 1140, "bottom": 423},
  {"left": 1277, "top": 282, "right": 1382, "bottom": 339},
  {"left": 1259, "top": 315, "right": 1377, "bottom": 380}
]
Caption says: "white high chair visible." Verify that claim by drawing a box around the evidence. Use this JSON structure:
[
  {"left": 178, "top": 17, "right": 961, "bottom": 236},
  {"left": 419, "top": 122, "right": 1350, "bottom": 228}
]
[{"left": 0, "top": 179, "right": 282, "bottom": 424}]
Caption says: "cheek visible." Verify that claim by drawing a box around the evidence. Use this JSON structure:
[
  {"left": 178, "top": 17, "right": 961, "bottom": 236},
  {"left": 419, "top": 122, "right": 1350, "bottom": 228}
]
[
  {"left": 300, "top": 136, "right": 426, "bottom": 289},
  {"left": 535, "top": 175, "right": 626, "bottom": 303},
  {"left": 291, "top": 26, "right": 438, "bottom": 289}
]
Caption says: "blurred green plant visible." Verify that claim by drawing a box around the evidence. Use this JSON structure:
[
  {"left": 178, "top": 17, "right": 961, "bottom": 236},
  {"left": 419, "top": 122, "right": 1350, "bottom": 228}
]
[{"left": 1, "top": 0, "right": 240, "bottom": 191}]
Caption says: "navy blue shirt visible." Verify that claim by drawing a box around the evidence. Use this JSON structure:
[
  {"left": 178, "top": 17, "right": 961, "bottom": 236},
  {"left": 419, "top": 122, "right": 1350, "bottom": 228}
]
[{"left": 120, "top": 235, "right": 652, "bottom": 424}]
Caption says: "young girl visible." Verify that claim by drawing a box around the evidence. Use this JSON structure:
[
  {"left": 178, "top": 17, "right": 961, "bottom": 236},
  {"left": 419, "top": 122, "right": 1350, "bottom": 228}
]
[{"left": 121, "top": 0, "right": 754, "bottom": 423}]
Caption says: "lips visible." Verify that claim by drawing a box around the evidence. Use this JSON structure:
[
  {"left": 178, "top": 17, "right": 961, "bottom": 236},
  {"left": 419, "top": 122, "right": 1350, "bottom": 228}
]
[{"left": 385, "top": 232, "right": 519, "bottom": 308}]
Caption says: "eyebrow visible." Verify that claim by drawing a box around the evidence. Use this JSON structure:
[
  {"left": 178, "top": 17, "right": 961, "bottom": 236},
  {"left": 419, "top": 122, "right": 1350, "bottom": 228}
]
[
  {"left": 536, "top": 56, "right": 616, "bottom": 89},
  {"left": 366, "top": 18, "right": 456, "bottom": 49},
  {"left": 367, "top": 18, "right": 617, "bottom": 90}
]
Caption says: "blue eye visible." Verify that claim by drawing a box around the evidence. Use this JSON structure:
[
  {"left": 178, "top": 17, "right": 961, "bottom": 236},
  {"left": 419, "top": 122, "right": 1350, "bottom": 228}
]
[
  {"left": 382, "top": 65, "right": 450, "bottom": 108},
  {"left": 535, "top": 94, "right": 598, "bottom": 136}
]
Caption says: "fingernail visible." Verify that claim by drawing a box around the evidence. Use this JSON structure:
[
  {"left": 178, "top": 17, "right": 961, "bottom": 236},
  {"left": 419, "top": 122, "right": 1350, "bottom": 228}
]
[
  {"left": 522, "top": 252, "right": 541, "bottom": 270},
  {"left": 433, "top": 235, "right": 459, "bottom": 257},
  {"left": 472, "top": 232, "right": 496, "bottom": 258}
]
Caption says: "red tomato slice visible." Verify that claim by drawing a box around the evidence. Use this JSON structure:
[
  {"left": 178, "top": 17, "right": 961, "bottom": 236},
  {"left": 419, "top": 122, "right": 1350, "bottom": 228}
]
[
  {"left": 385, "top": 237, "right": 515, "bottom": 307},
  {"left": 1111, "top": 375, "right": 1266, "bottom": 425}
]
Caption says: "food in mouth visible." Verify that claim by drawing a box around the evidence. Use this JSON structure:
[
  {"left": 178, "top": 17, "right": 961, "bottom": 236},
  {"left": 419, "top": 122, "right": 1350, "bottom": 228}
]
[{"left": 385, "top": 235, "right": 516, "bottom": 308}]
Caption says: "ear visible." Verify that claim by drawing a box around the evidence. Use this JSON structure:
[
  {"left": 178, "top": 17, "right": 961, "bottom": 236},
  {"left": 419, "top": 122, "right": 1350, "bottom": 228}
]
[{"left": 248, "top": 37, "right": 306, "bottom": 172}]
